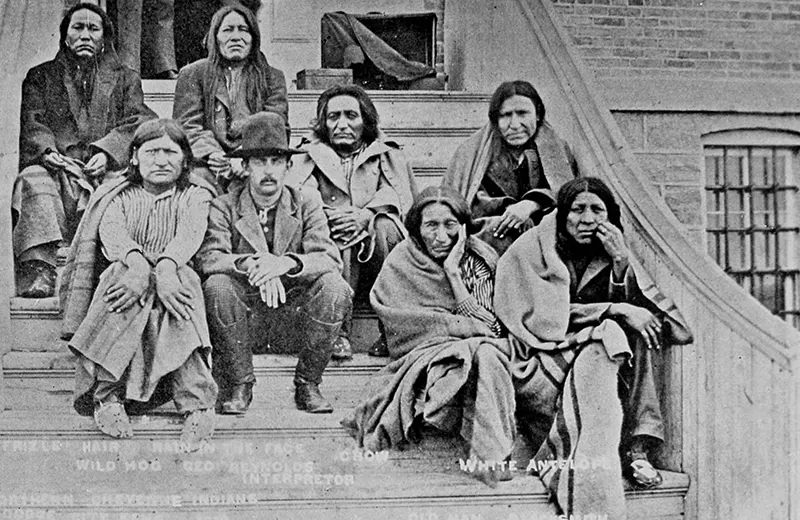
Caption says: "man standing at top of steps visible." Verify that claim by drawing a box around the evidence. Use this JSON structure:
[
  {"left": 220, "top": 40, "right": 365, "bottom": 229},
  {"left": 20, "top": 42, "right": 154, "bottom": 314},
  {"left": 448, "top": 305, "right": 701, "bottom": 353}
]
[
  {"left": 197, "top": 112, "right": 353, "bottom": 415},
  {"left": 12, "top": 2, "right": 156, "bottom": 298},
  {"left": 444, "top": 80, "right": 580, "bottom": 255},
  {"left": 287, "top": 85, "right": 417, "bottom": 359}
]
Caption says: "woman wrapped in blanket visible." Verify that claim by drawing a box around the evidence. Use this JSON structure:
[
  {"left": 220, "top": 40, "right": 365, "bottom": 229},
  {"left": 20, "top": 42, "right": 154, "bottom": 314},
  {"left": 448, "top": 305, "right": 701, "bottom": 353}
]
[
  {"left": 343, "top": 186, "right": 517, "bottom": 486},
  {"left": 64, "top": 119, "right": 217, "bottom": 452},
  {"left": 495, "top": 177, "right": 692, "bottom": 519}
]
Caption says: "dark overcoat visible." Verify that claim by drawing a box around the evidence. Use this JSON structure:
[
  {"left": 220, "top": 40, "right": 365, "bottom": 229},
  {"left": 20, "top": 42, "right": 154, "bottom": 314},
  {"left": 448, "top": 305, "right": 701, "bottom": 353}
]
[
  {"left": 19, "top": 49, "right": 155, "bottom": 170},
  {"left": 172, "top": 58, "right": 288, "bottom": 160}
]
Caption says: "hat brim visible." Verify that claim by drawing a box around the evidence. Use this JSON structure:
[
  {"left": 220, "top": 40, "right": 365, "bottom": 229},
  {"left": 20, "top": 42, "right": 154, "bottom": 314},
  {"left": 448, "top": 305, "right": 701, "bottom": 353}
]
[{"left": 227, "top": 146, "right": 304, "bottom": 158}]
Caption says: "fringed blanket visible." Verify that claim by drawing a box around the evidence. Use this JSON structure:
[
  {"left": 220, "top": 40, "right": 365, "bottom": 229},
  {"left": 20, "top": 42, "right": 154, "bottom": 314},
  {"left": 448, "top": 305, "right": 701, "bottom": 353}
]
[
  {"left": 345, "top": 237, "right": 515, "bottom": 465},
  {"left": 494, "top": 213, "right": 692, "bottom": 519}
]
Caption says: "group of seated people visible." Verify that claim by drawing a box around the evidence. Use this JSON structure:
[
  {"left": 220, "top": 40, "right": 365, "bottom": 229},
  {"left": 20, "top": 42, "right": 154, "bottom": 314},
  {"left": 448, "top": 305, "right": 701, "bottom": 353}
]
[{"left": 11, "top": 3, "right": 693, "bottom": 518}]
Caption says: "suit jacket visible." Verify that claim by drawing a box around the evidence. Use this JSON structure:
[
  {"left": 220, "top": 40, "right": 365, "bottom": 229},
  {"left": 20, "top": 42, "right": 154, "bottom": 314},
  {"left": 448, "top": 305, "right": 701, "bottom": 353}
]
[
  {"left": 19, "top": 49, "right": 156, "bottom": 170},
  {"left": 172, "top": 58, "right": 288, "bottom": 160},
  {"left": 196, "top": 183, "right": 342, "bottom": 284}
]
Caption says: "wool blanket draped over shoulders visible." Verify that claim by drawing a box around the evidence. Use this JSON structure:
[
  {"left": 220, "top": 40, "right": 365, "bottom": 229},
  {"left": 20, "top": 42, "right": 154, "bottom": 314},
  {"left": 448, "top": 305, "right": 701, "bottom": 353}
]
[
  {"left": 493, "top": 212, "right": 692, "bottom": 518},
  {"left": 61, "top": 173, "right": 216, "bottom": 415},
  {"left": 60, "top": 173, "right": 216, "bottom": 338},
  {"left": 444, "top": 122, "right": 578, "bottom": 211},
  {"left": 495, "top": 213, "right": 692, "bottom": 361},
  {"left": 344, "top": 236, "right": 516, "bottom": 466}
]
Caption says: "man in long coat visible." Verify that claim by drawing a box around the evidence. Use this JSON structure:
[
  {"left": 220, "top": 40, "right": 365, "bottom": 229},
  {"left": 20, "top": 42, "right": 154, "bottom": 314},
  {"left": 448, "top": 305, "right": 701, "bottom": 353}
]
[
  {"left": 13, "top": 3, "right": 155, "bottom": 298},
  {"left": 197, "top": 113, "right": 352, "bottom": 415},
  {"left": 287, "top": 84, "right": 416, "bottom": 358}
]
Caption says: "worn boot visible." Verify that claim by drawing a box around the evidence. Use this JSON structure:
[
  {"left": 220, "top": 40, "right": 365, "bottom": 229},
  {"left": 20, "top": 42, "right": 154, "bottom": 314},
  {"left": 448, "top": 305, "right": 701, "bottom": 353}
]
[
  {"left": 294, "top": 318, "right": 338, "bottom": 414},
  {"left": 210, "top": 318, "right": 256, "bottom": 414},
  {"left": 294, "top": 380, "right": 333, "bottom": 414},
  {"left": 367, "top": 319, "right": 390, "bottom": 357},
  {"left": 220, "top": 383, "right": 253, "bottom": 415}
]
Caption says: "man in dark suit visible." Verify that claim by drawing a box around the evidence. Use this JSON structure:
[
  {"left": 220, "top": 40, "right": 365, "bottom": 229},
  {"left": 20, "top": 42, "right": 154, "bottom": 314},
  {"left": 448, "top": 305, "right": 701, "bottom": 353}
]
[{"left": 196, "top": 112, "right": 352, "bottom": 415}]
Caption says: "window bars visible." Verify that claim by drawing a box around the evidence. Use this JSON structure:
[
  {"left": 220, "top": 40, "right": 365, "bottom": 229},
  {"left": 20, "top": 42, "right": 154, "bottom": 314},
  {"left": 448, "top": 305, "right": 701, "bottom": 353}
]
[{"left": 705, "top": 146, "right": 800, "bottom": 329}]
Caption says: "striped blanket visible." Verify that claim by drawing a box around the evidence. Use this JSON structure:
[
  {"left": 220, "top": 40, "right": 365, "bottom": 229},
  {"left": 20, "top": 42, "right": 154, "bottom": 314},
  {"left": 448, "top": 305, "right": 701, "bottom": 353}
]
[{"left": 495, "top": 213, "right": 692, "bottom": 519}]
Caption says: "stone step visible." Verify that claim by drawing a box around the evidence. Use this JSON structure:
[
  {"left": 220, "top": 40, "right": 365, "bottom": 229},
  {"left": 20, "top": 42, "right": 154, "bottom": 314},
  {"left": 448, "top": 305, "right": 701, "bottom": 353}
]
[
  {"left": 2, "top": 355, "right": 689, "bottom": 519},
  {"left": 0, "top": 405, "right": 689, "bottom": 519},
  {"left": 3, "top": 354, "right": 385, "bottom": 413},
  {"left": 143, "top": 86, "right": 491, "bottom": 132},
  {"left": 8, "top": 297, "right": 380, "bottom": 354}
]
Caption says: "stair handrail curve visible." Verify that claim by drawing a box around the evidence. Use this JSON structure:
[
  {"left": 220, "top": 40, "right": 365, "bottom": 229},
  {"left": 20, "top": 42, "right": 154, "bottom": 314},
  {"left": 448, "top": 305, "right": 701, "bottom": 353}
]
[{"left": 514, "top": 0, "right": 800, "bottom": 367}]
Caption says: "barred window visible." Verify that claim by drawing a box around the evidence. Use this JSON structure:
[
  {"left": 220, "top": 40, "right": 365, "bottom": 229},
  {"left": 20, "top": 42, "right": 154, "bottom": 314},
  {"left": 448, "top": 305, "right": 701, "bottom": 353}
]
[{"left": 704, "top": 131, "right": 800, "bottom": 329}]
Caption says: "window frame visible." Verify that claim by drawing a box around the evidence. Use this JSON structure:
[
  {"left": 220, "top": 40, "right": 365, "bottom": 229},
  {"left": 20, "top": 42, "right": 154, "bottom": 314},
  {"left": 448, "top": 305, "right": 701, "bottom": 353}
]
[{"left": 702, "top": 129, "right": 800, "bottom": 328}]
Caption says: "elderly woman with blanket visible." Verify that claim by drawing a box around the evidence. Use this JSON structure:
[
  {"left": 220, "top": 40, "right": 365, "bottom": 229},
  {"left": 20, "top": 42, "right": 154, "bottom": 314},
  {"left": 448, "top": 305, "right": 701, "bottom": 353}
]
[
  {"left": 344, "top": 186, "right": 516, "bottom": 485},
  {"left": 495, "top": 177, "right": 692, "bottom": 519},
  {"left": 60, "top": 119, "right": 217, "bottom": 451}
]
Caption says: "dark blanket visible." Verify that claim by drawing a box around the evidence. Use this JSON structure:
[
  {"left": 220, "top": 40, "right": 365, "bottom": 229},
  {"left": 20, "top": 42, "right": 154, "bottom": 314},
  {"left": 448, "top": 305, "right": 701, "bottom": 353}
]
[
  {"left": 321, "top": 12, "right": 435, "bottom": 83},
  {"left": 345, "top": 237, "right": 515, "bottom": 465}
]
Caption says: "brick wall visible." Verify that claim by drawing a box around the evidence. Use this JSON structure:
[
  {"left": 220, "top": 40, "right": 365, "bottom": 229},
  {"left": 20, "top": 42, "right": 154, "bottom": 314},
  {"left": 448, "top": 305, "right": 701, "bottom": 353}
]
[
  {"left": 551, "top": 0, "right": 800, "bottom": 79},
  {"left": 611, "top": 110, "right": 800, "bottom": 250}
]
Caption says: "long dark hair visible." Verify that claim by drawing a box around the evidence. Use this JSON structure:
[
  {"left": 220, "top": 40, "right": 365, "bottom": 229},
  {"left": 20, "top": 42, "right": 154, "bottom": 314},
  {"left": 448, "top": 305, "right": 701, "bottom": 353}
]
[
  {"left": 488, "top": 80, "right": 545, "bottom": 130},
  {"left": 405, "top": 186, "right": 478, "bottom": 254},
  {"left": 204, "top": 4, "right": 274, "bottom": 114},
  {"left": 311, "top": 84, "right": 380, "bottom": 146},
  {"left": 555, "top": 177, "right": 623, "bottom": 255},
  {"left": 485, "top": 80, "right": 547, "bottom": 182},
  {"left": 59, "top": 3, "right": 115, "bottom": 55},
  {"left": 127, "top": 119, "right": 193, "bottom": 189}
]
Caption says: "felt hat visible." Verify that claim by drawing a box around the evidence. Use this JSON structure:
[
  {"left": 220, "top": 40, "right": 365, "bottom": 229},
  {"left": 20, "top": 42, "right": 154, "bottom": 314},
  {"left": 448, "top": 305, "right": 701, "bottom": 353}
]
[{"left": 227, "top": 112, "right": 301, "bottom": 158}]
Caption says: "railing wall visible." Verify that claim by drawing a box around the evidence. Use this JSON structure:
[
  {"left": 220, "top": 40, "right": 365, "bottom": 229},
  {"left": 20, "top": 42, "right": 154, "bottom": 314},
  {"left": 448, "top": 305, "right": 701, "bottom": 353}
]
[{"left": 445, "top": 0, "right": 800, "bottom": 518}]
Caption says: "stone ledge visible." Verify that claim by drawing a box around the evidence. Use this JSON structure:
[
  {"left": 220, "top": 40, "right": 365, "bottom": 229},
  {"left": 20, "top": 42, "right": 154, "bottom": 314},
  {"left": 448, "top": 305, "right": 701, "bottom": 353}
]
[{"left": 599, "top": 76, "right": 800, "bottom": 114}]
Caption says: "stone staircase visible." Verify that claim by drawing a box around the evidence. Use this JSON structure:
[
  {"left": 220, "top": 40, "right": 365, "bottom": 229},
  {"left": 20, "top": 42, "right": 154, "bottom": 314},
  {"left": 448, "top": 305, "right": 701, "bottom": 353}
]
[
  {"left": 1, "top": 89, "right": 690, "bottom": 519},
  {"left": 2, "top": 353, "right": 689, "bottom": 519}
]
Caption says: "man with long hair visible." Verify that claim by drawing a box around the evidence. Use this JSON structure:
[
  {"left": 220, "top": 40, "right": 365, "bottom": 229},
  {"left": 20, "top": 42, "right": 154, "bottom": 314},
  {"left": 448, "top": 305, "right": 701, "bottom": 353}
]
[
  {"left": 173, "top": 3, "right": 287, "bottom": 193},
  {"left": 494, "top": 177, "right": 692, "bottom": 517},
  {"left": 61, "top": 119, "right": 217, "bottom": 451},
  {"left": 12, "top": 2, "right": 156, "bottom": 298},
  {"left": 444, "top": 80, "right": 579, "bottom": 255},
  {"left": 288, "top": 85, "right": 417, "bottom": 358}
]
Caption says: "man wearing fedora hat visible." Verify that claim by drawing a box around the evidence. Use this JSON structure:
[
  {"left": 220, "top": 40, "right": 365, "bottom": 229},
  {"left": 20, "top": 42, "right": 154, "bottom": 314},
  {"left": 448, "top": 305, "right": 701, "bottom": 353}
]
[{"left": 197, "top": 112, "right": 352, "bottom": 414}]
